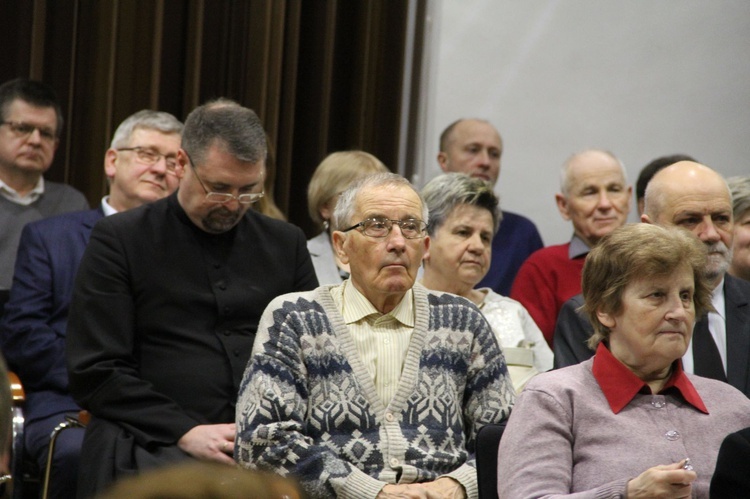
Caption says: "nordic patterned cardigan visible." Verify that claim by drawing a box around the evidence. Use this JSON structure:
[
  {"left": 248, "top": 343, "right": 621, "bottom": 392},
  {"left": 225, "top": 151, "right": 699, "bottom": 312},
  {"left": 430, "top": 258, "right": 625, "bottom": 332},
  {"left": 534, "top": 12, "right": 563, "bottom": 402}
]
[{"left": 235, "top": 283, "right": 515, "bottom": 499}]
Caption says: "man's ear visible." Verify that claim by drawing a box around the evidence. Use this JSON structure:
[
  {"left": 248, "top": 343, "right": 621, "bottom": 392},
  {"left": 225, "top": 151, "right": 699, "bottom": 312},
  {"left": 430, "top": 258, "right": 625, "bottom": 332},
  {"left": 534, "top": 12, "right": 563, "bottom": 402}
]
[
  {"left": 331, "top": 230, "right": 349, "bottom": 264},
  {"left": 437, "top": 152, "right": 449, "bottom": 172},
  {"left": 641, "top": 213, "right": 653, "bottom": 224},
  {"left": 174, "top": 150, "right": 189, "bottom": 180},
  {"left": 555, "top": 194, "right": 571, "bottom": 221},
  {"left": 104, "top": 149, "right": 118, "bottom": 181}
]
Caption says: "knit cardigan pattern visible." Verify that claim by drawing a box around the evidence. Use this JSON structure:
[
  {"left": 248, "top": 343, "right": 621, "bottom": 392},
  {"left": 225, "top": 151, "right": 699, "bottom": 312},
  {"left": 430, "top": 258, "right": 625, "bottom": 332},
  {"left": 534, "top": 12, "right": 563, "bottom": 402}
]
[{"left": 236, "top": 283, "right": 515, "bottom": 499}]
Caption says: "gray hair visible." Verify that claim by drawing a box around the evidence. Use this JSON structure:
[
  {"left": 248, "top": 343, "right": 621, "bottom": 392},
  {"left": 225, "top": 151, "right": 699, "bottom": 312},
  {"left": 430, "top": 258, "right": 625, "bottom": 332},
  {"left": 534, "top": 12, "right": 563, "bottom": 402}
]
[
  {"left": 110, "top": 110, "right": 183, "bottom": 148},
  {"left": 728, "top": 175, "right": 750, "bottom": 221},
  {"left": 332, "top": 172, "right": 428, "bottom": 231},
  {"left": 181, "top": 98, "right": 267, "bottom": 167},
  {"left": 559, "top": 149, "right": 627, "bottom": 196},
  {"left": 421, "top": 173, "right": 501, "bottom": 235}
]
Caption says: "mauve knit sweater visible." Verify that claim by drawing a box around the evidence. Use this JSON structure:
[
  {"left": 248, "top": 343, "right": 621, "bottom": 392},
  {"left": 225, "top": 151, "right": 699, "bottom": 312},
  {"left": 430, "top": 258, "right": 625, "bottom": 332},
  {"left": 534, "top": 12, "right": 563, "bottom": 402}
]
[{"left": 497, "top": 356, "right": 750, "bottom": 499}]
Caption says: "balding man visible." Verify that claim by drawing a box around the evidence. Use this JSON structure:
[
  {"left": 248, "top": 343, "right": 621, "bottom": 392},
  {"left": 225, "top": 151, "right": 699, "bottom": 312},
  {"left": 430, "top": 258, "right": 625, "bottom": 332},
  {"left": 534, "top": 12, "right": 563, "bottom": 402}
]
[
  {"left": 643, "top": 162, "right": 750, "bottom": 393},
  {"left": 510, "top": 149, "right": 631, "bottom": 345},
  {"left": 551, "top": 162, "right": 750, "bottom": 397},
  {"left": 437, "top": 119, "right": 543, "bottom": 296}
]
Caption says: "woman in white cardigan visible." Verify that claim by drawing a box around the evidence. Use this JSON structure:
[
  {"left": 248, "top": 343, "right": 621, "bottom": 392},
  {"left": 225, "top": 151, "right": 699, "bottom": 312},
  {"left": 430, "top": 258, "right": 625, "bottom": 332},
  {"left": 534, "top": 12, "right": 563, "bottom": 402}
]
[{"left": 420, "top": 173, "right": 553, "bottom": 391}]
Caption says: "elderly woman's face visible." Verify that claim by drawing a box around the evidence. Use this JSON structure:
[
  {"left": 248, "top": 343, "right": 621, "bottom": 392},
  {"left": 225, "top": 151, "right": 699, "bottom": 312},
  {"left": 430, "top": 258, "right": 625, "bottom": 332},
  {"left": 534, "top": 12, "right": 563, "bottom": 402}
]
[
  {"left": 427, "top": 203, "right": 493, "bottom": 287},
  {"left": 597, "top": 262, "right": 696, "bottom": 374}
]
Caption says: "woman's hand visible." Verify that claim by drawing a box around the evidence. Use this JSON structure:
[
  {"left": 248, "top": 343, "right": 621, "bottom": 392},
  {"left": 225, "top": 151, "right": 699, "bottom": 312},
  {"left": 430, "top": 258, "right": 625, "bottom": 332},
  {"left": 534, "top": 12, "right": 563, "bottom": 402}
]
[{"left": 626, "top": 460, "right": 696, "bottom": 498}]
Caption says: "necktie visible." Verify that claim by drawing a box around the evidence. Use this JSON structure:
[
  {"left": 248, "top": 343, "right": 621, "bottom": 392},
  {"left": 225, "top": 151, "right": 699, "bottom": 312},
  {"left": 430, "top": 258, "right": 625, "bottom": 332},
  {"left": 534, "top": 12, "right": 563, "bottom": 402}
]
[{"left": 692, "top": 316, "right": 727, "bottom": 382}]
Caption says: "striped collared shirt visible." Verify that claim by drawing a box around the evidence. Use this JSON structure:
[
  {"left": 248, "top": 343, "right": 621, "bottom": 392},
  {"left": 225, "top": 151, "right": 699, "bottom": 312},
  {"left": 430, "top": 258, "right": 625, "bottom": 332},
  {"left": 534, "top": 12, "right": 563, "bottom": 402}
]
[{"left": 330, "top": 280, "right": 414, "bottom": 406}]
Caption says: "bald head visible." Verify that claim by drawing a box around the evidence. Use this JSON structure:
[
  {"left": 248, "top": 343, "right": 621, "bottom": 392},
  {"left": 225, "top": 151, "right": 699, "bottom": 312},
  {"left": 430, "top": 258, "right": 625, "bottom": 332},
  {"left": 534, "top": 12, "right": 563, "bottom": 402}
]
[
  {"left": 437, "top": 119, "right": 503, "bottom": 185},
  {"left": 643, "top": 161, "right": 733, "bottom": 286}
]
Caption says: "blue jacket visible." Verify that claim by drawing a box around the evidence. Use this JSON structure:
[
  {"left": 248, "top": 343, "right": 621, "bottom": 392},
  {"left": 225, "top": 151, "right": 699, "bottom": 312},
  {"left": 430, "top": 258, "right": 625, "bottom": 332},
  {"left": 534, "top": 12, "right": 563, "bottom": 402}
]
[{"left": 0, "top": 208, "right": 104, "bottom": 423}]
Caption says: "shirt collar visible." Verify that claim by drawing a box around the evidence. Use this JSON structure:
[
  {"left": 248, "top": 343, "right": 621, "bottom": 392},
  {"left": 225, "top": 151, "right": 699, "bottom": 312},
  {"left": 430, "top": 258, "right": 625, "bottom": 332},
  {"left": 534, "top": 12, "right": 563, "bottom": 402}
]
[
  {"left": 568, "top": 234, "right": 591, "bottom": 259},
  {"left": 101, "top": 196, "right": 118, "bottom": 216},
  {"left": 0, "top": 176, "right": 44, "bottom": 205},
  {"left": 592, "top": 342, "right": 708, "bottom": 414},
  {"left": 712, "top": 276, "right": 726, "bottom": 320},
  {"left": 341, "top": 279, "right": 415, "bottom": 327}
]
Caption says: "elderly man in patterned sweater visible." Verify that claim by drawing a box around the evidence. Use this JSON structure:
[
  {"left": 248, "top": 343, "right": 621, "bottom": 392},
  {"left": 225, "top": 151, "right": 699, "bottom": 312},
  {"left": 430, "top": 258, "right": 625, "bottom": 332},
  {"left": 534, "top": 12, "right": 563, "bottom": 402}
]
[{"left": 236, "top": 172, "right": 515, "bottom": 499}]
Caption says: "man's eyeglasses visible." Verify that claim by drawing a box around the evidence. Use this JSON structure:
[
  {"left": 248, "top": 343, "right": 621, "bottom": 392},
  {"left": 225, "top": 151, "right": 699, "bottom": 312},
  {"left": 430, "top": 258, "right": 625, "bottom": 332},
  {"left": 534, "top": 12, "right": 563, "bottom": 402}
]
[
  {"left": 185, "top": 151, "right": 265, "bottom": 205},
  {"left": 117, "top": 147, "right": 179, "bottom": 172},
  {"left": 0, "top": 121, "right": 56, "bottom": 142},
  {"left": 342, "top": 217, "right": 427, "bottom": 239}
]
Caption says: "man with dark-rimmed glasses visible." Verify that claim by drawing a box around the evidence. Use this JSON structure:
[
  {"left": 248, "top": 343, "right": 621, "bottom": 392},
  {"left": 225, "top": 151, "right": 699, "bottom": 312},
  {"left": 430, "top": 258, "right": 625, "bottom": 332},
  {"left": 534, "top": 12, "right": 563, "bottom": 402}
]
[
  {"left": 236, "top": 172, "right": 514, "bottom": 499},
  {"left": 0, "top": 78, "right": 88, "bottom": 312},
  {"left": 66, "top": 99, "right": 318, "bottom": 497}
]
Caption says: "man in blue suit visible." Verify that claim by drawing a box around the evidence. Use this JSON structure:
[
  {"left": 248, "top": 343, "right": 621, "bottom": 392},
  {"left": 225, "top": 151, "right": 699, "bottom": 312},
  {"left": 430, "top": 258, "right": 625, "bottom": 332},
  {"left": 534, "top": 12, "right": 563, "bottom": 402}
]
[
  {"left": 437, "top": 118, "right": 543, "bottom": 296},
  {"left": 0, "top": 109, "right": 183, "bottom": 498}
]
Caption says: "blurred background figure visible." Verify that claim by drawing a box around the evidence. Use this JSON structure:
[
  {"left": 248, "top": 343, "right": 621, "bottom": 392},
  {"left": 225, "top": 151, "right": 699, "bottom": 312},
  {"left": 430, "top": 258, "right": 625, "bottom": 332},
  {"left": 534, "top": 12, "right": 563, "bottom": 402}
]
[
  {"left": 728, "top": 175, "right": 750, "bottom": 282},
  {"left": 96, "top": 461, "right": 305, "bottom": 499},
  {"left": 306, "top": 151, "right": 388, "bottom": 284},
  {"left": 421, "top": 173, "right": 552, "bottom": 391}
]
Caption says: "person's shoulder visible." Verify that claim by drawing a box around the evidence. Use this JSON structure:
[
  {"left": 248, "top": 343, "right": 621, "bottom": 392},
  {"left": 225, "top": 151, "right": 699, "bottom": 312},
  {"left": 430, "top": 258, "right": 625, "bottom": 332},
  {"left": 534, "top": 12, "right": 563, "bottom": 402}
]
[
  {"left": 43, "top": 180, "right": 87, "bottom": 201},
  {"left": 264, "top": 286, "right": 330, "bottom": 315},
  {"left": 500, "top": 211, "right": 539, "bottom": 230},
  {"left": 520, "top": 242, "right": 570, "bottom": 264},
  {"left": 421, "top": 285, "right": 478, "bottom": 310},
  {"left": 688, "top": 374, "right": 750, "bottom": 414},
  {"left": 725, "top": 273, "right": 750, "bottom": 296},
  {"left": 524, "top": 359, "right": 593, "bottom": 393},
  {"left": 28, "top": 207, "right": 101, "bottom": 229},
  {"left": 242, "top": 209, "right": 304, "bottom": 238}
]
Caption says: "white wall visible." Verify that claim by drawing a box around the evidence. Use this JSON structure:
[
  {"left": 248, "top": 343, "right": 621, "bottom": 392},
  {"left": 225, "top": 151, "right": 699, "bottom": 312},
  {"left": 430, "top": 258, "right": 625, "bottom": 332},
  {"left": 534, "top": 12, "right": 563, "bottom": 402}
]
[{"left": 417, "top": 0, "right": 750, "bottom": 246}]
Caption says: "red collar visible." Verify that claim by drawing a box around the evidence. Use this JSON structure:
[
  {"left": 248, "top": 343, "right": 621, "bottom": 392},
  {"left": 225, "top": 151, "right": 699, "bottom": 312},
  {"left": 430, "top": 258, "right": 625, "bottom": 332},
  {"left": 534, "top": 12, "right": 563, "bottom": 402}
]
[{"left": 592, "top": 343, "right": 708, "bottom": 414}]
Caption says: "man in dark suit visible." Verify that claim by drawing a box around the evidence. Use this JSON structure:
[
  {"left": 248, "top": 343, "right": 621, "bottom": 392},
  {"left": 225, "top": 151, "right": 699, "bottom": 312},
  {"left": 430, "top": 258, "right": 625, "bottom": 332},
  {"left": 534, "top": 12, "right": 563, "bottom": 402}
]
[
  {"left": 0, "top": 109, "right": 183, "bottom": 498},
  {"left": 66, "top": 100, "right": 319, "bottom": 497},
  {"left": 711, "top": 426, "right": 750, "bottom": 497},
  {"left": 553, "top": 161, "right": 750, "bottom": 398}
]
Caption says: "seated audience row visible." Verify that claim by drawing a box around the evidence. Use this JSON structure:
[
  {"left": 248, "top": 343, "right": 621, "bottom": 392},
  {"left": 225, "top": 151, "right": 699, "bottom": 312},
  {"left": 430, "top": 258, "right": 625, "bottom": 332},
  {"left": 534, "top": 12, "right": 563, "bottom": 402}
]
[{"left": 2, "top": 77, "right": 747, "bottom": 499}]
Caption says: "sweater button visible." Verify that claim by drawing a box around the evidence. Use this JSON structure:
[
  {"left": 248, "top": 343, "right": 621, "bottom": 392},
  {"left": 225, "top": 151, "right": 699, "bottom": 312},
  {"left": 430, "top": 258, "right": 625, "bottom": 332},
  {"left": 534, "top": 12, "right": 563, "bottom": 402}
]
[
  {"left": 385, "top": 413, "right": 394, "bottom": 422},
  {"left": 665, "top": 430, "right": 680, "bottom": 441},
  {"left": 389, "top": 458, "right": 399, "bottom": 467}
]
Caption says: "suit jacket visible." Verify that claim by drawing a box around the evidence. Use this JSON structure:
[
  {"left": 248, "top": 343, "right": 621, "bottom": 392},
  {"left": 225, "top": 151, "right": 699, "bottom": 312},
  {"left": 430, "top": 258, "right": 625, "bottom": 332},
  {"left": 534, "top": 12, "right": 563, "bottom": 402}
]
[
  {"left": 476, "top": 211, "right": 543, "bottom": 297},
  {"left": 711, "top": 426, "right": 750, "bottom": 497},
  {"left": 66, "top": 193, "right": 318, "bottom": 449},
  {"left": 552, "top": 275, "right": 750, "bottom": 397},
  {"left": 0, "top": 208, "right": 104, "bottom": 423}
]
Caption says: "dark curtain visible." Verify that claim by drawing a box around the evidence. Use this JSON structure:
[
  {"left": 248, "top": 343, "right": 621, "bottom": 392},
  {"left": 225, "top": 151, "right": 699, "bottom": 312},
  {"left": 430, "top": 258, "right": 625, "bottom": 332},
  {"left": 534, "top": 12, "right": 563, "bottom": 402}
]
[{"left": 0, "top": 0, "right": 425, "bottom": 237}]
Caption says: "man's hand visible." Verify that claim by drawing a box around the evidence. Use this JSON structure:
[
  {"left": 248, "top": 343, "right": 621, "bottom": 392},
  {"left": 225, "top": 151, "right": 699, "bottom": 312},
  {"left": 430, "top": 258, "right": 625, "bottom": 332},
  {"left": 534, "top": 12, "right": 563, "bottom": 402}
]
[
  {"left": 626, "top": 460, "right": 696, "bottom": 499},
  {"left": 177, "top": 423, "right": 236, "bottom": 465},
  {"left": 377, "top": 478, "right": 466, "bottom": 499}
]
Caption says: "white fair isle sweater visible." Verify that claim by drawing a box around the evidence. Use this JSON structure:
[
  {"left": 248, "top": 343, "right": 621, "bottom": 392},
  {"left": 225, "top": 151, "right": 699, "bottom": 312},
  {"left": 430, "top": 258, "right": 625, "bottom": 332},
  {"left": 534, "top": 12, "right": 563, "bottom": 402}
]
[{"left": 236, "top": 283, "right": 515, "bottom": 499}]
